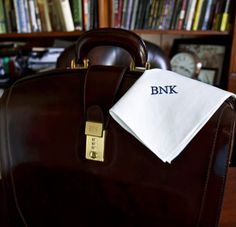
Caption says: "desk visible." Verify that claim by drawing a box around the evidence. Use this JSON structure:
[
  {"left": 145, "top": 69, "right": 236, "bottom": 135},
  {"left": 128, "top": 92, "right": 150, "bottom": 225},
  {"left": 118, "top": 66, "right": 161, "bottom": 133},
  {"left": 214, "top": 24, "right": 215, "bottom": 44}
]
[{"left": 220, "top": 167, "right": 236, "bottom": 226}]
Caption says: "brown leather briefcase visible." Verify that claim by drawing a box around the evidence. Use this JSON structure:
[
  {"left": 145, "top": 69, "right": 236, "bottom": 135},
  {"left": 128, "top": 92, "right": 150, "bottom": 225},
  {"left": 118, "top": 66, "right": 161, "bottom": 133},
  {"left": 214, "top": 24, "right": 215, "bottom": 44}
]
[{"left": 0, "top": 29, "right": 235, "bottom": 227}]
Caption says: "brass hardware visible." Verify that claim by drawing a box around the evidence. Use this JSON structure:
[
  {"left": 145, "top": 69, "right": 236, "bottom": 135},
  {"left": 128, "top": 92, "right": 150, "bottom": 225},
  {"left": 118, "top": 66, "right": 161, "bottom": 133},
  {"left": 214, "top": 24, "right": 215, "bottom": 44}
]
[
  {"left": 145, "top": 62, "right": 151, "bottom": 70},
  {"left": 70, "top": 58, "right": 89, "bottom": 69},
  {"left": 129, "top": 61, "right": 151, "bottom": 72},
  {"left": 85, "top": 121, "right": 103, "bottom": 137},
  {"left": 129, "top": 61, "right": 135, "bottom": 71},
  {"left": 70, "top": 58, "right": 77, "bottom": 69},
  {"left": 85, "top": 121, "right": 105, "bottom": 162},
  {"left": 83, "top": 59, "right": 89, "bottom": 69}
]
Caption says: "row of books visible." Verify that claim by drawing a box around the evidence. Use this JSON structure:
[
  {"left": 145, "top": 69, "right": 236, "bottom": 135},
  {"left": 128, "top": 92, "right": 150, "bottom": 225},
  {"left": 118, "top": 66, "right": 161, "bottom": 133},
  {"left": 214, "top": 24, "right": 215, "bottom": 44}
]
[
  {"left": 0, "top": 0, "right": 99, "bottom": 34},
  {"left": 111, "top": 0, "right": 233, "bottom": 31},
  {"left": 0, "top": 0, "right": 233, "bottom": 34}
]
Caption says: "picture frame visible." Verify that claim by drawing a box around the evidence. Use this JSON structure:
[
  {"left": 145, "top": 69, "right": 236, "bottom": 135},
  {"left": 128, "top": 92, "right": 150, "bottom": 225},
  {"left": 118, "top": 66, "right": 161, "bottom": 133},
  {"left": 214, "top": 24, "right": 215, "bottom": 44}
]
[
  {"left": 197, "top": 68, "right": 218, "bottom": 85},
  {"left": 170, "top": 37, "right": 230, "bottom": 89}
]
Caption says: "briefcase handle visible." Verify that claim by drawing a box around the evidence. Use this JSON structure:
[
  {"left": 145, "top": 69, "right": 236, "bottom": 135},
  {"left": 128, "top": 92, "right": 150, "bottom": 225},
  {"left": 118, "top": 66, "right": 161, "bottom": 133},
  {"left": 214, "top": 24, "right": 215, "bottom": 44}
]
[{"left": 75, "top": 28, "right": 148, "bottom": 68}]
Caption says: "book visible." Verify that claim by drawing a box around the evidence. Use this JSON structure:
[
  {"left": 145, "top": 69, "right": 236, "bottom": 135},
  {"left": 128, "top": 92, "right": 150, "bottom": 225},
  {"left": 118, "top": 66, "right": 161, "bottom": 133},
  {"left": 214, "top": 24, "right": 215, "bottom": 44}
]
[
  {"left": 16, "top": 0, "right": 29, "bottom": 33},
  {"left": 152, "top": 0, "right": 160, "bottom": 29},
  {"left": 163, "top": 0, "right": 175, "bottom": 29},
  {"left": 120, "top": 0, "right": 128, "bottom": 28},
  {"left": 47, "top": 0, "right": 62, "bottom": 31},
  {"left": 169, "top": 0, "right": 182, "bottom": 30},
  {"left": 184, "top": 0, "right": 198, "bottom": 30},
  {"left": 143, "top": 0, "right": 152, "bottom": 29},
  {"left": 38, "top": 0, "right": 52, "bottom": 32},
  {"left": 220, "top": 0, "right": 231, "bottom": 31},
  {"left": 155, "top": 0, "right": 164, "bottom": 29},
  {"left": 98, "top": 0, "right": 109, "bottom": 27},
  {"left": 197, "top": 0, "right": 209, "bottom": 29},
  {"left": 55, "top": 0, "right": 75, "bottom": 31},
  {"left": 201, "top": 0, "right": 216, "bottom": 30},
  {"left": 192, "top": 0, "right": 205, "bottom": 30},
  {"left": 116, "top": 0, "right": 124, "bottom": 28},
  {"left": 83, "top": 0, "right": 90, "bottom": 30},
  {"left": 176, "top": 0, "right": 188, "bottom": 30},
  {"left": 4, "top": 0, "right": 17, "bottom": 33},
  {"left": 71, "top": 0, "right": 83, "bottom": 30},
  {"left": 130, "top": 0, "right": 139, "bottom": 30},
  {"left": 159, "top": 0, "right": 170, "bottom": 30},
  {"left": 0, "top": 0, "right": 7, "bottom": 33},
  {"left": 135, "top": 0, "right": 146, "bottom": 29},
  {"left": 91, "top": 0, "right": 98, "bottom": 29},
  {"left": 212, "top": 0, "right": 225, "bottom": 30},
  {"left": 23, "top": 0, "right": 31, "bottom": 32},
  {"left": 147, "top": 0, "right": 157, "bottom": 29},
  {"left": 28, "top": 0, "right": 39, "bottom": 32},
  {"left": 124, "top": 0, "right": 133, "bottom": 29}
]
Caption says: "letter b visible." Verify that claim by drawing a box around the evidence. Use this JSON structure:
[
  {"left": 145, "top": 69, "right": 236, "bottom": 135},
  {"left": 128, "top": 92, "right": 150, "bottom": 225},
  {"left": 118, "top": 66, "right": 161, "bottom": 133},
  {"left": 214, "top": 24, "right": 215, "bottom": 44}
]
[{"left": 151, "top": 86, "right": 158, "bottom": 95}]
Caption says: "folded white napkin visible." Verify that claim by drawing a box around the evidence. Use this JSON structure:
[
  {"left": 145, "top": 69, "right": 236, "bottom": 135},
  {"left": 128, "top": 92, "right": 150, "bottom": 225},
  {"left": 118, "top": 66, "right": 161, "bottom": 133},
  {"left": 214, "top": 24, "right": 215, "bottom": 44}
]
[{"left": 109, "top": 69, "right": 235, "bottom": 163}]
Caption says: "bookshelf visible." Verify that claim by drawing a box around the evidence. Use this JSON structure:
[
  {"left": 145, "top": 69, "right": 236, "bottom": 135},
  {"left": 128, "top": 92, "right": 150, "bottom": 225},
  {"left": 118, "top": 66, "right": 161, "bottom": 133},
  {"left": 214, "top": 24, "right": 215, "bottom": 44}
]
[{"left": 0, "top": 0, "right": 235, "bottom": 91}]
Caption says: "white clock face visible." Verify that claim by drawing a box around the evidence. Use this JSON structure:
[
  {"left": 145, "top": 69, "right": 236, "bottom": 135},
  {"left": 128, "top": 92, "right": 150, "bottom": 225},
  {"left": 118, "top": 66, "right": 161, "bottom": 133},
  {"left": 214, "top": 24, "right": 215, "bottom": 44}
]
[{"left": 170, "top": 53, "right": 197, "bottom": 78}]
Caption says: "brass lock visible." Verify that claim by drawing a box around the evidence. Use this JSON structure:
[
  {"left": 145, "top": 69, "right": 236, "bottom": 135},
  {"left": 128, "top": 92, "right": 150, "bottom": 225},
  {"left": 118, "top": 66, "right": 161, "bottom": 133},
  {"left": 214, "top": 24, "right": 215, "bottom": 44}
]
[{"left": 85, "top": 121, "right": 106, "bottom": 162}]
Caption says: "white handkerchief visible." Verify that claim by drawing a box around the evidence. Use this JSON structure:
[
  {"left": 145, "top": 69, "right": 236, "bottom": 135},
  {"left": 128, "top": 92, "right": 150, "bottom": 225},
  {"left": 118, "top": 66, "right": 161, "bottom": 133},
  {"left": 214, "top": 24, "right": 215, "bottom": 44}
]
[{"left": 109, "top": 69, "right": 235, "bottom": 163}]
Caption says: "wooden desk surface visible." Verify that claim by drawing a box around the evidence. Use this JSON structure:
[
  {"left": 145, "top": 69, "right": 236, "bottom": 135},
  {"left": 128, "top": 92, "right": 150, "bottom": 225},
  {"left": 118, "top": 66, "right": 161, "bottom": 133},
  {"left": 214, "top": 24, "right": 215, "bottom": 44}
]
[{"left": 220, "top": 167, "right": 236, "bottom": 226}]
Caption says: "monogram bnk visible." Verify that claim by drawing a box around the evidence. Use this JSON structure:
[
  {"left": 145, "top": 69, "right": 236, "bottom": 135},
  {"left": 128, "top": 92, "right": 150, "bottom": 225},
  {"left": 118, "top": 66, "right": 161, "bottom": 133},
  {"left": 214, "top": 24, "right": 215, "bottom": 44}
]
[{"left": 151, "top": 85, "right": 178, "bottom": 95}]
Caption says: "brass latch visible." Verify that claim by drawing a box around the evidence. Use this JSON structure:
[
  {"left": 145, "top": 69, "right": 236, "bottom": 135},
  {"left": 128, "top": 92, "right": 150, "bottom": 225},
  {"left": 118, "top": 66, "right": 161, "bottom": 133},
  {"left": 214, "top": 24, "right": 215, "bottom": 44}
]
[
  {"left": 71, "top": 58, "right": 89, "bottom": 69},
  {"left": 85, "top": 121, "right": 106, "bottom": 162}
]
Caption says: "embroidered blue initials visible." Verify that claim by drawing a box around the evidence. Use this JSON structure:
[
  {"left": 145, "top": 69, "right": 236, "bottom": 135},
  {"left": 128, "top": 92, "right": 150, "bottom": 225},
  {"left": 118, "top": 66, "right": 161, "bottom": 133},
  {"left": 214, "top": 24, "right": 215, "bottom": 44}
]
[{"left": 151, "top": 86, "right": 178, "bottom": 95}]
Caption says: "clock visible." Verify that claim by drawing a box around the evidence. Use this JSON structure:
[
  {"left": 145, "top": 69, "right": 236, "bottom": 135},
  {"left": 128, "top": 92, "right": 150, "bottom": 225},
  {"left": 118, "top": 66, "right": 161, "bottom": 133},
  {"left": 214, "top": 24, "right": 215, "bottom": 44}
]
[{"left": 170, "top": 52, "right": 202, "bottom": 79}]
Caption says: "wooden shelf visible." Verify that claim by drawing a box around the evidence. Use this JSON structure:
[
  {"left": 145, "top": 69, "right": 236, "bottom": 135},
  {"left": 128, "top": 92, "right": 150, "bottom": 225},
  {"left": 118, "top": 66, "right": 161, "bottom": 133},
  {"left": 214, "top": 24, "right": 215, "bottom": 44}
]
[
  {"left": 0, "top": 31, "right": 83, "bottom": 40},
  {"left": 0, "top": 30, "right": 229, "bottom": 41},
  {"left": 134, "top": 29, "right": 230, "bottom": 36}
]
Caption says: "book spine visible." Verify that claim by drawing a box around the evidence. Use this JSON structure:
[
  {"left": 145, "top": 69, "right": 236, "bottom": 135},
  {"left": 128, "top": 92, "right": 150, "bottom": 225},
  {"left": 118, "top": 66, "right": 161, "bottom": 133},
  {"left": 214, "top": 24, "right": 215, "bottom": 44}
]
[
  {"left": 83, "top": 0, "right": 90, "bottom": 30},
  {"left": 201, "top": 0, "right": 214, "bottom": 30},
  {"left": 157, "top": 0, "right": 166, "bottom": 30},
  {"left": 43, "top": 0, "right": 52, "bottom": 31},
  {"left": 4, "top": 0, "right": 15, "bottom": 33},
  {"left": 192, "top": 0, "right": 204, "bottom": 30},
  {"left": 213, "top": 0, "right": 224, "bottom": 30},
  {"left": 17, "top": 0, "right": 28, "bottom": 33},
  {"left": 152, "top": 0, "right": 160, "bottom": 29},
  {"left": 120, "top": 0, "right": 127, "bottom": 28},
  {"left": 164, "top": 0, "right": 175, "bottom": 29},
  {"left": 160, "top": 0, "right": 170, "bottom": 30},
  {"left": 176, "top": 0, "right": 188, "bottom": 30},
  {"left": 72, "top": 0, "right": 83, "bottom": 30},
  {"left": 129, "top": 0, "right": 138, "bottom": 29},
  {"left": 143, "top": 0, "right": 152, "bottom": 29},
  {"left": 124, "top": 0, "right": 133, "bottom": 29},
  {"left": 147, "top": 0, "right": 156, "bottom": 30},
  {"left": 220, "top": 0, "right": 231, "bottom": 31},
  {"left": 0, "top": 0, "right": 7, "bottom": 33},
  {"left": 111, "top": 0, "right": 118, "bottom": 27},
  {"left": 34, "top": 0, "right": 42, "bottom": 31},
  {"left": 93, "top": 0, "right": 98, "bottom": 29},
  {"left": 57, "top": 0, "right": 75, "bottom": 31},
  {"left": 47, "top": 0, "right": 62, "bottom": 31},
  {"left": 117, "top": 0, "right": 123, "bottom": 28},
  {"left": 13, "top": 0, "right": 20, "bottom": 32},
  {"left": 185, "top": 0, "right": 198, "bottom": 30},
  {"left": 170, "top": 0, "right": 181, "bottom": 30},
  {"left": 23, "top": 0, "right": 31, "bottom": 32},
  {"left": 98, "top": 0, "right": 109, "bottom": 27},
  {"left": 28, "top": 0, "right": 38, "bottom": 32},
  {"left": 89, "top": 0, "right": 94, "bottom": 30}
]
